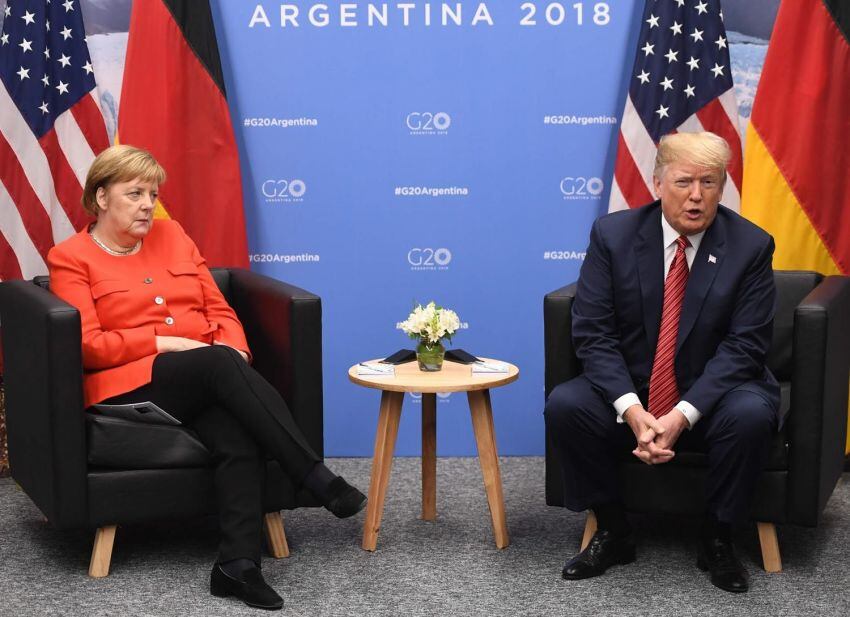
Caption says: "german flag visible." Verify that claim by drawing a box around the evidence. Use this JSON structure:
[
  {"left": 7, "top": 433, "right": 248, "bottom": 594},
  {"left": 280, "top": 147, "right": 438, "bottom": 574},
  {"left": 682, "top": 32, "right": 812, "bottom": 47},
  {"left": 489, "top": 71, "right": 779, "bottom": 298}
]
[
  {"left": 741, "top": 0, "right": 849, "bottom": 275},
  {"left": 741, "top": 0, "right": 850, "bottom": 454},
  {"left": 117, "top": 0, "right": 248, "bottom": 268}
]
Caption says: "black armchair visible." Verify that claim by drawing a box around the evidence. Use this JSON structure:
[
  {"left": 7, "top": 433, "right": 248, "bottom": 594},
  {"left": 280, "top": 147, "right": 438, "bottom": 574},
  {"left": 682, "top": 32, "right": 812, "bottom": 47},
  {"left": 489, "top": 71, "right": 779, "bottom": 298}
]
[
  {"left": 0, "top": 268, "right": 324, "bottom": 577},
  {"left": 544, "top": 271, "right": 850, "bottom": 571}
]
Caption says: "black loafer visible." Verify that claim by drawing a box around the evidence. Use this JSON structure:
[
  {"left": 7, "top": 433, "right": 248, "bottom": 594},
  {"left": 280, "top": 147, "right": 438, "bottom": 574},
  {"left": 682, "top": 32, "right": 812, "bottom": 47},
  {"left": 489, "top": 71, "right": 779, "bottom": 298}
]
[
  {"left": 323, "top": 476, "right": 367, "bottom": 519},
  {"left": 210, "top": 563, "right": 283, "bottom": 610},
  {"left": 562, "top": 530, "right": 636, "bottom": 580},
  {"left": 697, "top": 536, "right": 749, "bottom": 593}
]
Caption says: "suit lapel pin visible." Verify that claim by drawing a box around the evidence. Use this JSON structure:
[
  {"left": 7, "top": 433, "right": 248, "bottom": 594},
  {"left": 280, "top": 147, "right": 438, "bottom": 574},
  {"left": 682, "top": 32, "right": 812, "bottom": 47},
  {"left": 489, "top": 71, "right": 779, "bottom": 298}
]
[{"left": 708, "top": 254, "right": 717, "bottom": 264}]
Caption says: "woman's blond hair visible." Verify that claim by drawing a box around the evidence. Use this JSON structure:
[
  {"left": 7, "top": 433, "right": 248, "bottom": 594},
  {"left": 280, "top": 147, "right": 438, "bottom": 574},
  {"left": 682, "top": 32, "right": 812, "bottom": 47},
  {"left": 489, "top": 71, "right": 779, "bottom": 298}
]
[
  {"left": 653, "top": 132, "right": 731, "bottom": 182},
  {"left": 81, "top": 145, "right": 166, "bottom": 217}
]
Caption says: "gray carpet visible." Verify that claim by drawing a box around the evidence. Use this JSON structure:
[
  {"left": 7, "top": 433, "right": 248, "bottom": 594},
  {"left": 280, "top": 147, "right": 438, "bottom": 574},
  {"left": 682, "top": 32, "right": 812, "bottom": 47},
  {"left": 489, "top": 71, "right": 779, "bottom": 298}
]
[{"left": 0, "top": 458, "right": 848, "bottom": 617}]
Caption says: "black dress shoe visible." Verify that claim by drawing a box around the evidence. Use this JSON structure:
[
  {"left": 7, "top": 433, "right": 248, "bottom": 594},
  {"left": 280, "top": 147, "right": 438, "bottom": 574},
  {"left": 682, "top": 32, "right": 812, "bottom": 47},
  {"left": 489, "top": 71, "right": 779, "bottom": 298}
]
[
  {"left": 210, "top": 563, "right": 283, "bottom": 610},
  {"left": 323, "top": 476, "right": 367, "bottom": 519},
  {"left": 697, "top": 536, "right": 749, "bottom": 593},
  {"left": 562, "top": 530, "right": 636, "bottom": 580}
]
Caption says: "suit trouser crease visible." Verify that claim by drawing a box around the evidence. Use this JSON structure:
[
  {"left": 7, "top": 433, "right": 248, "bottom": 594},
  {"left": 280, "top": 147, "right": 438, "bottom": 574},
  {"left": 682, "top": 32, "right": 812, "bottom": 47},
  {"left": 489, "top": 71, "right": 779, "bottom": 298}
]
[
  {"left": 100, "top": 346, "right": 321, "bottom": 562},
  {"left": 544, "top": 375, "right": 776, "bottom": 524}
]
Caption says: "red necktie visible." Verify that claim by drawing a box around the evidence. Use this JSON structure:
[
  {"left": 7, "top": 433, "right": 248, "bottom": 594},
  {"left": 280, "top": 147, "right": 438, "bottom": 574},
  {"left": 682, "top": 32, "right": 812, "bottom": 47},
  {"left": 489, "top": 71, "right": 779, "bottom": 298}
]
[{"left": 648, "top": 235, "right": 690, "bottom": 419}]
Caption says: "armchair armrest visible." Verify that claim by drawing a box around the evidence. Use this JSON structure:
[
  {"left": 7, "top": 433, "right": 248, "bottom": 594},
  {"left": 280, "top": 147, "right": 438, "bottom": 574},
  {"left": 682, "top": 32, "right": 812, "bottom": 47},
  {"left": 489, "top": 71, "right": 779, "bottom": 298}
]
[
  {"left": 544, "top": 283, "right": 580, "bottom": 507},
  {"left": 227, "top": 269, "right": 324, "bottom": 459},
  {"left": 544, "top": 283, "right": 580, "bottom": 398},
  {"left": 0, "top": 280, "right": 88, "bottom": 527},
  {"left": 787, "top": 275, "right": 850, "bottom": 525}
]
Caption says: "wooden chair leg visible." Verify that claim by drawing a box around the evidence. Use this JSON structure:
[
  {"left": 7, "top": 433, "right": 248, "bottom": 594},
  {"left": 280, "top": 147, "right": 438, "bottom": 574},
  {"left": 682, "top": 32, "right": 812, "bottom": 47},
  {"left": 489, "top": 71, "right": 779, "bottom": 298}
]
[
  {"left": 580, "top": 511, "right": 597, "bottom": 551},
  {"left": 89, "top": 525, "right": 117, "bottom": 578},
  {"left": 264, "top": 512, "right": 290, "bottom": 558},
  {"left": 757, "top": 522, "right": 782, "bottom": 572}
]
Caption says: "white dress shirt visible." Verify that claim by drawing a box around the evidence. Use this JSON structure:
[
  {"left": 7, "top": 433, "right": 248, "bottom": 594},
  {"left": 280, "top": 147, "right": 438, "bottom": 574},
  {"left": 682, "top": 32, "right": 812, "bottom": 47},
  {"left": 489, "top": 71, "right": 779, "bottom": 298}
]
[{"left": 612, "top": 214, "right": 706, "bottom": 428}]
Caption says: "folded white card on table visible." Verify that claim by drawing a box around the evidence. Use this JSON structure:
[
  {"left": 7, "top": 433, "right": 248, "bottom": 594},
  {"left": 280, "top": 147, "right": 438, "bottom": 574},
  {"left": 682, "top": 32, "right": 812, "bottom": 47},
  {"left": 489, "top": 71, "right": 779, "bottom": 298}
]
[
  {"left": 472, "top": 361, "right": 509, "bottom": 373},
  {"left": 357, "top": 363, "right": 396, "bottom": 376}
]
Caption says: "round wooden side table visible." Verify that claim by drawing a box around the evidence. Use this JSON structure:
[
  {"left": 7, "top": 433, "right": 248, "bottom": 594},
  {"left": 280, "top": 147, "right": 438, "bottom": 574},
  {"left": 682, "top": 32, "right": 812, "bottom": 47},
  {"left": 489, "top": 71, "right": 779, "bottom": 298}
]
[{"left": 348, "top": 358, "right": 519, "bottom": 551}]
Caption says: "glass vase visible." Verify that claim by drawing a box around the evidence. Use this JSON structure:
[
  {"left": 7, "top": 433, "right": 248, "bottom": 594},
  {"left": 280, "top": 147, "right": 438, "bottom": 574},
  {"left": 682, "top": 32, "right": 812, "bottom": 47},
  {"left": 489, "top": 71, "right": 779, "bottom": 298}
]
[{"left": 416, "top": 341, "right": 445, "bottom": 372}]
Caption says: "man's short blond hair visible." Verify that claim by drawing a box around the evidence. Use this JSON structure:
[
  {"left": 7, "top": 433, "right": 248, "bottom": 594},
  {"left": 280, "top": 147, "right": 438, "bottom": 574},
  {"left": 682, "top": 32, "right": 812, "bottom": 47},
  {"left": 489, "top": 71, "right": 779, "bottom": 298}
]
[
  {"left": 653, "top": 132, "right": 731, "bottom": 181},
  {"left": 82, "top": 145, "right": 166, "bottom": 217}
]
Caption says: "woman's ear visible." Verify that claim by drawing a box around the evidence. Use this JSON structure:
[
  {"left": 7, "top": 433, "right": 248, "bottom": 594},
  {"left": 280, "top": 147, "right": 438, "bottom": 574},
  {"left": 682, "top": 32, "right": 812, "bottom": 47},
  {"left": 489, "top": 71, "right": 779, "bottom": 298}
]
[{"left": 95, "top": 186, "right": 108, "bottom": 211}]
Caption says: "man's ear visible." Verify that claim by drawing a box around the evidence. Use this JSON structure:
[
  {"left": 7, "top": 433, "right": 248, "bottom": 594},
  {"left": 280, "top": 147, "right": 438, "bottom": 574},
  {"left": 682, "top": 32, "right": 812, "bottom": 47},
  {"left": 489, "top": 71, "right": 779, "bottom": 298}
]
[{"left": 652, "top": 173, "right": 662, "bottom": 198}]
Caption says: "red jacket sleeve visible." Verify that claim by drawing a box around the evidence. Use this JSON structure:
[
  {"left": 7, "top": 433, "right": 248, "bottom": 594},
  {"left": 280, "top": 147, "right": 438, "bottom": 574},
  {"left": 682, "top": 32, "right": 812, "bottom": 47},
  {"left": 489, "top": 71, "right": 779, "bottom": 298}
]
[
  {"left": 179, "top": 224, "right": 252, "bottom": 360},
  {"left": 47, "top": 245, "right": 158, "bottom": 371}
]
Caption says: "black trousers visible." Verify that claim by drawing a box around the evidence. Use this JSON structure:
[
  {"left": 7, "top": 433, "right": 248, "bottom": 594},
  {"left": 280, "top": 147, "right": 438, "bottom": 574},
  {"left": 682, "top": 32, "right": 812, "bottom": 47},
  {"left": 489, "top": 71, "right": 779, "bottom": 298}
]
[
  {"left": 544, "top": 375, "right": 777, "bottom": 524},
  {"left": 102, "top": 345, "right": 321, "bottom": 563}
]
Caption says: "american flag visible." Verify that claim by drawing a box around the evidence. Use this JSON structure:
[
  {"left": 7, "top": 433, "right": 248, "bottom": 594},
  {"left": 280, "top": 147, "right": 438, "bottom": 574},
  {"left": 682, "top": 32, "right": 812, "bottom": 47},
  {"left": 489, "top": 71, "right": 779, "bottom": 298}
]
[
  {"left": 0, "top": 0, "right": 108, "bottom": 280},
  {"left": 609, "top": 0, "right": 742, "bottom": 212}
]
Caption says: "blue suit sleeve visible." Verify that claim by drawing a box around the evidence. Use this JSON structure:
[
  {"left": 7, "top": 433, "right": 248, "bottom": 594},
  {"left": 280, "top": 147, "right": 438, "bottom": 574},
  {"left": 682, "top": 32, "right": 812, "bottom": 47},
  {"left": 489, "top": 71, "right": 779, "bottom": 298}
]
[{"left": 571, "top": 219, "right": 638, "bottom": 405}]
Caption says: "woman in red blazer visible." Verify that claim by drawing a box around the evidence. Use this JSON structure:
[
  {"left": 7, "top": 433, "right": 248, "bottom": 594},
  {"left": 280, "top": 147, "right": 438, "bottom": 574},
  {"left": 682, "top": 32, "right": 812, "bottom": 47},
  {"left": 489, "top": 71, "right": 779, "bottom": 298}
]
[{"left": 47, "top": 145, "right": 364, "bottom": 610}]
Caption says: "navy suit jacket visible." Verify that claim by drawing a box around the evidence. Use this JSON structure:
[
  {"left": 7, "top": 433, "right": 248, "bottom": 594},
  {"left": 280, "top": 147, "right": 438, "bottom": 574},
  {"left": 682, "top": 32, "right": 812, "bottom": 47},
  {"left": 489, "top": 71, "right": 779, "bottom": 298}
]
[{"left": 572, "top": 201, "right": 780, "bottom": 419}]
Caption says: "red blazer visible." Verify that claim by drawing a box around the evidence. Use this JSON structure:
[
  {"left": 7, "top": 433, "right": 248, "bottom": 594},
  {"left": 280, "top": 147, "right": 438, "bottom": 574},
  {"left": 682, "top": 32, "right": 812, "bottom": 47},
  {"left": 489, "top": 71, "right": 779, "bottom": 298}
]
[{"left": 47, "top": 220, "right": 251, "bottom": 408}]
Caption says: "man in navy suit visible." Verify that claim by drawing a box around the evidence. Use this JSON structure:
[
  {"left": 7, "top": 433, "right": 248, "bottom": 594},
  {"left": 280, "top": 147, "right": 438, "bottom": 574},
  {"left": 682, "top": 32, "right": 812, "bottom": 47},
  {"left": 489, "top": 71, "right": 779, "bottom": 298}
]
[{"left": 544, "top": 132, "right": 779, "bottom": 593}]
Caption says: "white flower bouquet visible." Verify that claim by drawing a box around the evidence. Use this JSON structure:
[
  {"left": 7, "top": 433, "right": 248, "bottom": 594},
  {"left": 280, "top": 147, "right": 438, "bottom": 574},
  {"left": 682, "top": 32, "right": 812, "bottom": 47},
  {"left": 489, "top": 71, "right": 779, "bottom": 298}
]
[
  {"left": 396, "top": 301, "right": 461, "bottom": 345},
  {"left": 396, "top": 302, "right": 461, "bottom": 371}
]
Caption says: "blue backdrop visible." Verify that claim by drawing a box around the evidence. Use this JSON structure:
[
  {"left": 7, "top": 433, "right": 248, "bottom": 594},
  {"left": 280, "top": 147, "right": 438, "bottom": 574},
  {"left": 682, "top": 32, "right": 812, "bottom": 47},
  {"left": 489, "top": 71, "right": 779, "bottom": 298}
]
[{"left": 209, "top": 1, "right": 644, "bottom": 456}]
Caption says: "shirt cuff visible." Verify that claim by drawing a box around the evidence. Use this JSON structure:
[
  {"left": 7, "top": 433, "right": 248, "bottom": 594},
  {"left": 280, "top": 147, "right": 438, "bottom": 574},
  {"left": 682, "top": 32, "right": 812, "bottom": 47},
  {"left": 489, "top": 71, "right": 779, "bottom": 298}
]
[
  {"left": 676, "top": 400, "right": 702, "bottom": 428},
  {"left": 613, "top": 392, "right": 641, "bottom": 424}
]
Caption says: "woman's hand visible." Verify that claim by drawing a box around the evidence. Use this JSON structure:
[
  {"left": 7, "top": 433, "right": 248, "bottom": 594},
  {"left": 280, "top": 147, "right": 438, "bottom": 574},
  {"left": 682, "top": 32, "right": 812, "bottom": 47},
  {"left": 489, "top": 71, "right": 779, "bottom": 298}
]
[
  {"left": 213, "top": 340, "right": 249, "bottom": 362},
  {"left": 155, "top": 336, "right": 210, "bottom": 353}
]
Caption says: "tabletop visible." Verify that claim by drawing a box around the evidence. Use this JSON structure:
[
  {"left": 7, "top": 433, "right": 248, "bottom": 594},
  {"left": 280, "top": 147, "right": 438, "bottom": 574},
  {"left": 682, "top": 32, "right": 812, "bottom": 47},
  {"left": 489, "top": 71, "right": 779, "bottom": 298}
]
[{"left": 348, "top": 358, "right": 519, "bottom": 393}]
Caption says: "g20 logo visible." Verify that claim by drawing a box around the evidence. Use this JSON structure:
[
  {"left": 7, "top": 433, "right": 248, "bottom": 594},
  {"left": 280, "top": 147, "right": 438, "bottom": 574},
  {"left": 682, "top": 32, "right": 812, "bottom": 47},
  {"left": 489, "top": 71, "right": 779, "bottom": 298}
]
[
  {"left": 560, "top": 176, "right": 603, "bottom": 199},
  {"left": 409, "top": 392, "right": 452, "bottom": 403},
  {"left": 407, "top": 247, "right": 452, "bottom": 267},
  {"left": 406, "top": 112, "right": 451, "bottom": 132},
  {"left": 262, "top": 179, "right": 307, "bottom": 201}
]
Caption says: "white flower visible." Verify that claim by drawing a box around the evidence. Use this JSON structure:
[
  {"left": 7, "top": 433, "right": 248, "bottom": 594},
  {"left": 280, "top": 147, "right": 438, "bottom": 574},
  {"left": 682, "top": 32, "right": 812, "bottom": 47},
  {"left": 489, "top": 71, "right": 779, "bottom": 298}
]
[
  {"left": 439, "top": 309, "right": 460, "bottom": 334},
  {"left": 396, "top": 301, "right": 462, "bottom": 345}
]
